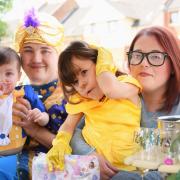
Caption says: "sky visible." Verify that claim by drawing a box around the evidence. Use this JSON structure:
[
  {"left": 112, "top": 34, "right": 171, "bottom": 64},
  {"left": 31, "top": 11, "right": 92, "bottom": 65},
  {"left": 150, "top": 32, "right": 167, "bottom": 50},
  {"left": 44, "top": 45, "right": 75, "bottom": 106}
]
[
  {"left": 3, "top": 0, "right": 69, "bottom": 20},
  {"left": 3, "top": 0, "right": 43, "bottom": 20},
  {"left": 3, "top": 0, "right": 107, "bottom": 21}
]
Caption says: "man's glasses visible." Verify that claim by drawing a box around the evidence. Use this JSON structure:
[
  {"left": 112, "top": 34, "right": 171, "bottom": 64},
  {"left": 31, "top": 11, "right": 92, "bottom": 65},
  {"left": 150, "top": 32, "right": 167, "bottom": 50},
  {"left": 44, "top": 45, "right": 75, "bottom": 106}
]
[{"left": 127, "top": 51, "right": 169, "bottom": 66}]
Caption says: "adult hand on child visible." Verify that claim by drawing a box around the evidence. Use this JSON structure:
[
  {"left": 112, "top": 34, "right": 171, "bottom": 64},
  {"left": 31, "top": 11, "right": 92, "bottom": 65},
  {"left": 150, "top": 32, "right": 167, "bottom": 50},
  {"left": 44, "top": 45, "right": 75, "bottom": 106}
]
[
  {"left": 13, "top": 97, "right": 38, "bottom": 138},
  {"left": 46, "top": 131, "right": 72, "bottom": 171},
  {"left": 91, "top": 152, "right": 119, "bottom": 180},
  {"left": 13, "top": 97, "right": 31, "bottom": 121}
]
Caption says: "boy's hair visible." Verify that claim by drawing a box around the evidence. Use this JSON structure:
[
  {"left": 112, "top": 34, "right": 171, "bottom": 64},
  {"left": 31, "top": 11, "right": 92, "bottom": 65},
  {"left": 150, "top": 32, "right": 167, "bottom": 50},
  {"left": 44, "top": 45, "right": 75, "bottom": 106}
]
[
  {"left": 0, "top": 47, "right": 21, "bottom": 72},
  {"left": 58, "top": 41, "right": 98, "bottom": 103}
]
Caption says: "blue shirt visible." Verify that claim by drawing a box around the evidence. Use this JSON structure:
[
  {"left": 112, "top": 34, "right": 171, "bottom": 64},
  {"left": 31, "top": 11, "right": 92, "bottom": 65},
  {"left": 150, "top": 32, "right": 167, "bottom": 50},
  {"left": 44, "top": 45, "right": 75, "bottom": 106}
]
[{"left": 140, "top": 97, "right": 180, "bottom": 128}]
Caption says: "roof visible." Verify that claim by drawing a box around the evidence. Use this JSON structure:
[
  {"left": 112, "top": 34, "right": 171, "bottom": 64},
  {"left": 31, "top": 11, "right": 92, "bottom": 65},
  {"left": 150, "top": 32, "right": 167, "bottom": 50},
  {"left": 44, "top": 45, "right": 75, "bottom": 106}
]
[
  {"left": 39, "top": 0, "right": 66, "bottom": 14},
  {"left": 79, "top": 0, "right": 124, "bottom": 25},
  {"left": 63, "top": 7, "right": 88, "bottom": 36},
  {"left": 63, "top": 0, "right": 126, "bottom": 36}
]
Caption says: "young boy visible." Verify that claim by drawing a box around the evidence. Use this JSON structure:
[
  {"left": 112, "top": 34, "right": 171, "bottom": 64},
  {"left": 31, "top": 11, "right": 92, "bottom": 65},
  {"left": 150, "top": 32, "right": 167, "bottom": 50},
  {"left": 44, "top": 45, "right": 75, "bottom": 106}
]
[{"left": 0, "top": 47, "right": 49, "bottom": 155}]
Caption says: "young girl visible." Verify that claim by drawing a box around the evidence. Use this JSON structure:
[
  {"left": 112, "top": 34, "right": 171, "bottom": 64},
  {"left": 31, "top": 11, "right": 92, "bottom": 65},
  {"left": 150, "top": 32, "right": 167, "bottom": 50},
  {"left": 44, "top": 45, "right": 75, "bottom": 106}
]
[
  {"left": 47, "top": 41, "right": 142, "bottom": 172},
  {"left": 0, "top": 47, "right": 48, "bottom": 155}
]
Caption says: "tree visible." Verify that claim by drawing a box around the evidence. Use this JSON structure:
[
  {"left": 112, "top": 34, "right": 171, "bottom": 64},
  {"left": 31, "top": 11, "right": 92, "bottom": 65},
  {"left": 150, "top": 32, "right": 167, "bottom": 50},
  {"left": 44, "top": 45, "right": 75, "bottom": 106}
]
[{"left": 0, "top": 0, "right": 13, "bottom": 40}]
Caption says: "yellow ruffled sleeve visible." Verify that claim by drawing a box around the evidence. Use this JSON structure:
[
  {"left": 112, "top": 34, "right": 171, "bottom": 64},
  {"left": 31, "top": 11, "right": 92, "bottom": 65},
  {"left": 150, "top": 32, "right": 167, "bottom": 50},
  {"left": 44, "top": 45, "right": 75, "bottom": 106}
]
[
  {"left": 117, "top": 75, "right": 142, "bottom": 92},
  {"left": 90, "top": 44, "right": 117, "bottom": 76},
  {"left": 66, "top": 94, "right": 100, "bottom": 115}
]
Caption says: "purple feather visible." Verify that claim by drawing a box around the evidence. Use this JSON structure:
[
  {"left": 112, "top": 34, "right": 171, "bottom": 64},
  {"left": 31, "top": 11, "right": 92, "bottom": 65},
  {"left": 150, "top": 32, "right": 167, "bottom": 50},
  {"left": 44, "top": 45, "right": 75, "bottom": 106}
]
[{"left": 24, "top": 8, "right": 40, "bottom": 28}]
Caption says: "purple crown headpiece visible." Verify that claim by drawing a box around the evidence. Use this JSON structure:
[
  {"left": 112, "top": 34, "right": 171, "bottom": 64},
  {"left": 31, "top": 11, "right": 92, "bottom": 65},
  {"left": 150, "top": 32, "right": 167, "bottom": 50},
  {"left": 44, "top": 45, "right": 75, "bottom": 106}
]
[{"left": 24, "top": 8, "right": 40, "bottom": 28}]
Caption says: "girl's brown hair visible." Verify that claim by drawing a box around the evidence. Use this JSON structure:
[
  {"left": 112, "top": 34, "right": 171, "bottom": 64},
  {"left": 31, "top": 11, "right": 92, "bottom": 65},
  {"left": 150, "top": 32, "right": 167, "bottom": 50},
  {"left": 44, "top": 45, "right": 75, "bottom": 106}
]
[
  {"left": 129, "top": 26, "right": 180, "bottom": 112},
  {"left": 58, "top": 41, "right": 98, "bottom": 103}
]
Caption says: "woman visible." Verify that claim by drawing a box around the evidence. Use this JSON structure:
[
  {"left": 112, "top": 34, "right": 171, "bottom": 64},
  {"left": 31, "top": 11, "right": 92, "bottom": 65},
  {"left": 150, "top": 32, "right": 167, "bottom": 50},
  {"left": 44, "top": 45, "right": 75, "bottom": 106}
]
[
  {"left": 0, "top": 9, "right": 67, "bottom": 180},
  {"left": 71, "top": 26, "right": 180, "bottom": 180},
  {"left": 127, "top": 26, "right": 180, "bottom": 127}
]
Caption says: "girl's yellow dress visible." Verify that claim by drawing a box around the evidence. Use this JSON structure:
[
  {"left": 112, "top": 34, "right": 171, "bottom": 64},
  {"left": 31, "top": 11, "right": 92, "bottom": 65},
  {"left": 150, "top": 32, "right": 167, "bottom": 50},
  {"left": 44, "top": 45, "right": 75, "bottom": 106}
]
[{"left": 66, "top": 75, "right": 141, "bottom": 171}]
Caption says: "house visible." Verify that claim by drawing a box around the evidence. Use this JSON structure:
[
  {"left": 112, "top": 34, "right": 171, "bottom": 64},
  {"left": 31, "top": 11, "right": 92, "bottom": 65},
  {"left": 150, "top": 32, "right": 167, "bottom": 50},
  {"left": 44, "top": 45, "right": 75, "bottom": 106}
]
[
  {"left": 163, "top": 0, "right": 180, "bottom": 38},
  {"left": 54, "top": 0, "right": 166, "bottom": 66},
  {"left": 2, "top": 0, "right": 180, "bottom": 67},
  {"left": 41, "top": 0, "right": 180, "bottom": 67}
]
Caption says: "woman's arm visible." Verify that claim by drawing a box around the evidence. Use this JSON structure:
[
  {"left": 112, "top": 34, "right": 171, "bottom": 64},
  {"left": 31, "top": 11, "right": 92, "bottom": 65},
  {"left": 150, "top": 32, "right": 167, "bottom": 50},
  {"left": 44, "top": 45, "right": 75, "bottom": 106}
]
[{"left": 23, "top": 121, "right": 55, "bottom": 149}]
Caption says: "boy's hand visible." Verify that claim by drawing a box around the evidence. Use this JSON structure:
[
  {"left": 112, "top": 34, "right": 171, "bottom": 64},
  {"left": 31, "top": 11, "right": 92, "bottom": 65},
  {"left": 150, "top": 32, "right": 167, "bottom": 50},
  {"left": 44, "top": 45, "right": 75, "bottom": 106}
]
[
  {"left": 46, "top": 131, "right": 72, "bottom": 171},
  {"left": 27, "top": 108, "right": 49, "bottom": 126},
  {"left": 27, "top": 108, "right": 42, "bottom": 122}
]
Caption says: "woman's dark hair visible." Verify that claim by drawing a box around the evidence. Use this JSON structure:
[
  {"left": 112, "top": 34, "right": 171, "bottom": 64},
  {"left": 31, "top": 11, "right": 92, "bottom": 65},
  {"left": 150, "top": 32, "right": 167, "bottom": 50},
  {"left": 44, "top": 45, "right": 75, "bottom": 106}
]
[
  {"left": 129, "top": 26, "right": 180, "bottom": 112},
  {"left": 0, "top": 47, "right": 21, "bottom": 71},
  {"left": 58, "top": 41, "right": 98, "bottom": 103}
]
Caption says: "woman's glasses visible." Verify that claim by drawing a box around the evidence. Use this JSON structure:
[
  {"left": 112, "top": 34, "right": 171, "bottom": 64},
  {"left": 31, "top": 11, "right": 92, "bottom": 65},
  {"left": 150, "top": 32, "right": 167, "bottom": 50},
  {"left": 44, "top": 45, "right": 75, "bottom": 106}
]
[{"left": 127, "top": 51, "right": 168, "bottom": 66}]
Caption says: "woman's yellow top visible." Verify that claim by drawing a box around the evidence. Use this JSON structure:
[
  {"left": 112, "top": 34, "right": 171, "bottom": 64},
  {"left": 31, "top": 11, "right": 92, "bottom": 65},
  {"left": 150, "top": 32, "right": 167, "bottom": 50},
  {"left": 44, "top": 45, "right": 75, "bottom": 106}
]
[{"left": 66, "top": 75, "right": 141, "bottom": 171}]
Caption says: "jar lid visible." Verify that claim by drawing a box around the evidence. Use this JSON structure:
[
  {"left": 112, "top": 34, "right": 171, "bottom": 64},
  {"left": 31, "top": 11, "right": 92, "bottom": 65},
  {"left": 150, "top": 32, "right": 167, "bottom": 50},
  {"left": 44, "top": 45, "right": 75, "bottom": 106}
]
[{"left": 158, "top": 115, "right": 180, "bottom": 122}]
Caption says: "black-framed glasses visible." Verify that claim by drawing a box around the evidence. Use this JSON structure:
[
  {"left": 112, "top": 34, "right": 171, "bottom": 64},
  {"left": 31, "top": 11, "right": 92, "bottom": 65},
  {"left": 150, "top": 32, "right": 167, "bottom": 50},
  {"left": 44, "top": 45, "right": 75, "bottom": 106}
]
[{"left": 127, "top": 51, "right": 169, "bottom": 66}]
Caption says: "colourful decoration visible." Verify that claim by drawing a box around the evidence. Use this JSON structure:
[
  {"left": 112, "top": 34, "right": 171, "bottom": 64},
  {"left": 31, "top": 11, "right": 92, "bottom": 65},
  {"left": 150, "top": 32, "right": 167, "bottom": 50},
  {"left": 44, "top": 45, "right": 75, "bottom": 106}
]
[
  {"left": 164, "top": 157, "right": 174, "bottom": 165},
  {"left": 24, "top": 8, "right": 40, "bottom": 29},
  {"left": 32, "top": 153, "right": 100, "bottom": 180}
]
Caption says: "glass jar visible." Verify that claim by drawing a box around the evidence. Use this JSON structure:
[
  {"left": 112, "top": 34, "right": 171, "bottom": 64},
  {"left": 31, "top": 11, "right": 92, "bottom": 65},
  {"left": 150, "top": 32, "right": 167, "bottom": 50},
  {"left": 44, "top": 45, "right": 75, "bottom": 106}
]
[{"left": 158, "top": 115, "right": 180, "bottom": 164}]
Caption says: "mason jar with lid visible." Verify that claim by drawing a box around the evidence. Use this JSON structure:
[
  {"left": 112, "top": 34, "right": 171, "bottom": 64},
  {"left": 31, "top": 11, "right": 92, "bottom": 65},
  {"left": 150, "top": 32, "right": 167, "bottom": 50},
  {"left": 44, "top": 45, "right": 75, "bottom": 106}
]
[{"left": 158, "top": 115, "right": 180, "bottom": 164}]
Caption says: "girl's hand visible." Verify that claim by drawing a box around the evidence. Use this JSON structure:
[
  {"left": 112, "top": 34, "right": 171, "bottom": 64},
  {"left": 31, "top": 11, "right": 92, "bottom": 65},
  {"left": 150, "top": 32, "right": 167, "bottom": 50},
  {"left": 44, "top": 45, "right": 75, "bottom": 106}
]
[
  {"left": 47, "top": 131, "right": 72, "bottom": 171},
  {"left": 91, "top": 152, "right": 119, "bottom": 180}
]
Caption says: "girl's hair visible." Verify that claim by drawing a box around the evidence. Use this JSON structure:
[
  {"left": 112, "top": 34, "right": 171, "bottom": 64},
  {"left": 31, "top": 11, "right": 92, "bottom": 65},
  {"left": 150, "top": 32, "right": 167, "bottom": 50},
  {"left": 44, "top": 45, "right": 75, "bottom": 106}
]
[
  {"left": 0, "top": 47, "right": 21, "bottom": 71},
  {"left": 58, "top": 41, "right": 98, "bottom": 103},
  {"left": 129, "top": 26, "right": 180, "bottom": 112}
]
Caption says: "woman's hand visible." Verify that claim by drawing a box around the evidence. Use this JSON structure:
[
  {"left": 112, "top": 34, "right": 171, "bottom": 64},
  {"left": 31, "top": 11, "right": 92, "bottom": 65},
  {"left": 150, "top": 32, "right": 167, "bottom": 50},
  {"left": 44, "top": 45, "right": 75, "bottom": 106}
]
[
  {"left": 13, "top": 97, "right": 39, "bottom": 137},
  {"left": 91, "top": 152, "right": 119, "bottom": 180},
  {"left": 13, "top": 97, "right": 55, "bottom": 148},
  {"left": 13, "top": 97, "right": 31, "bottom": 120}
]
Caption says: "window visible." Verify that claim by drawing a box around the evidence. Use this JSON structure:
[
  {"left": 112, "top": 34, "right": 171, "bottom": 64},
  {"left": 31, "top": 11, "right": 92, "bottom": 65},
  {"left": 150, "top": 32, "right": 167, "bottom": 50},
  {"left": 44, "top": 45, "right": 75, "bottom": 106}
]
[{"left": 170, "top": 11, "right": 180, "bottom": 24}]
